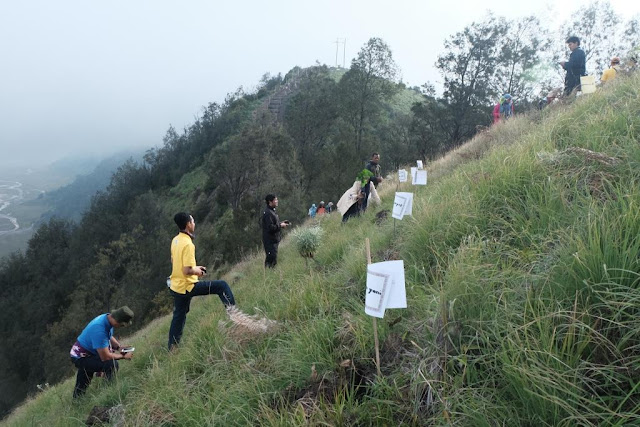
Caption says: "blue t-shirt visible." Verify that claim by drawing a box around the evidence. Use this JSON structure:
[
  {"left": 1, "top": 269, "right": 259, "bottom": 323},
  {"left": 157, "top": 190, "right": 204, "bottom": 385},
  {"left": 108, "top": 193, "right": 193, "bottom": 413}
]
[{"left": 76, "top": 314, "right": 113, "bottom": 354}]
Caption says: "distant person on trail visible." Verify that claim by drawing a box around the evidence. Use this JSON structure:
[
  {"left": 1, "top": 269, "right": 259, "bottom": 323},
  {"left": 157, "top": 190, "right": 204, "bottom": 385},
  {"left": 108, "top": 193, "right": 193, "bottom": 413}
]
[
  {"left": 326, "top": 202, "right": 334, "bottom": 213},
  {"left": 493, "top": 94, "right": 514, "bottom": 124},
  {"left": 492, "top": 103, "right": 501, "bottom": 124},
  {"left": 168, "top": 212, "right": 236, "bottom": 350},
  {"left": 317, "top": 201, "right": 326, "bottom": 215},
  {"left": 625, "top": 50, "right": 638, "bottom": 74},
  {"left": 262, "top": 194, "right": 289, "bottom": 268},
  {"left": 361, "top": 152, "right": 383, "bottom": 212},
  {"left": 69, "top": 306, "right": 134, "bottom": 398},
  {"left": 601, "top": 57, "right": 621, "bottom": 83},
  {"left": 308, "top": 203, "right": 317, "bottom": 218},
  {"left": 559, "top": 36, "right": 587, "bottom": 96}
]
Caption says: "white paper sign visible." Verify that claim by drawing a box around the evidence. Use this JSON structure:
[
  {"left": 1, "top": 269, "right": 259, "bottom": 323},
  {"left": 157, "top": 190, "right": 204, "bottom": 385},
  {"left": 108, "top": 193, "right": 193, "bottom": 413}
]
[
  {"left": 417, "top": 160, "right": 424, "bottom": 170},
  {"left": 398, "top": 169, "right": 408, "bottom": 183},
  {"left": 413, "top": 170, "right": 427, "bottom": 186},
  {"left": 365, "top": 260, "right": 407, "bottom": 318},
  {"left": 410, "top": 167, "right": 417, "bottom": 183},
  {"left": 392, "top": 192, "right": 413, "bottom": 220}
]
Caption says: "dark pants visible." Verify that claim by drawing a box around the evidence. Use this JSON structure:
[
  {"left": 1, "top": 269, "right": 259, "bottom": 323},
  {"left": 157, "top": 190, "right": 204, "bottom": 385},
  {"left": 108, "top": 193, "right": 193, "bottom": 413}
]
[
  {"left": 361, "top": 181, "right": 372, "bottom": 212},
  {"left": 564, "top": 77, "right": 580, "bottom": 96},
  {"left": 72, "top": 355, "right": 119, "bottom": 398},
  {"left": 342, "top": 202, "right": 361, "bottom": 223},
  {"left": 168, "top": 281, "right": 236, "bottom": 349},
  {"left": 264, "top": 240, "right": 279, "bottom": 268}
]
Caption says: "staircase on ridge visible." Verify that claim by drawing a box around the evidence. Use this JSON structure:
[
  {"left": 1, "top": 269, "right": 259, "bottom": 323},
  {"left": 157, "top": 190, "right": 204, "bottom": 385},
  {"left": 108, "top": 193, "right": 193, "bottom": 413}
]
[{"left": 254, "top": 68, "right": 308, "bottom": 123}]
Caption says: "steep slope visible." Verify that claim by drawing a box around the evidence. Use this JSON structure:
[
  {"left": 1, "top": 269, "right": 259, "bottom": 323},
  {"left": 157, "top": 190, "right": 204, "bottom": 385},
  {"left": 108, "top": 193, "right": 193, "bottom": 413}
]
[{"left": 5, "top": 74, "right": 640, "bottom": 426}]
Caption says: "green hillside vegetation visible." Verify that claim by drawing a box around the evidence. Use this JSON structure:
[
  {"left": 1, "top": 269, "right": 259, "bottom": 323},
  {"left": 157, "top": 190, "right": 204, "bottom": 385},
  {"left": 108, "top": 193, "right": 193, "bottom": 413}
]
[{"left": 6, "top": 73, "right": 640, "bottom": 426}]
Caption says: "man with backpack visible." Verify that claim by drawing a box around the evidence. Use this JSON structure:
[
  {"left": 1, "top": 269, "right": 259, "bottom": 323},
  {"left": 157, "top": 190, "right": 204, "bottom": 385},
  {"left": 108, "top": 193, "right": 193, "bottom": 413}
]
[{"left": 493, "top": 94, "right": 514, "bottom": 124}]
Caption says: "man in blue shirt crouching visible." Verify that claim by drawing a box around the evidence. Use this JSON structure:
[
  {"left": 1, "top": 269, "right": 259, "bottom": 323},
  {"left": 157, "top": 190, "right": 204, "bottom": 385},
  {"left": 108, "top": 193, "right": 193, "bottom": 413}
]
[{"left": 69, "top": 306, "right": 134, "bottom": 398}]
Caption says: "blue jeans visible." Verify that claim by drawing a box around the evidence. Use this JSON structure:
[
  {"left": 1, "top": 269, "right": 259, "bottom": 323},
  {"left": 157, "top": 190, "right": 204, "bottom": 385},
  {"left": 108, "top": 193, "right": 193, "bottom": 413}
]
[
  {"left": 168, "top": 281, "right": 235, "bottom": 349},
  {"left": 72, "top": 354, "right": 118, "bottom": 398}
]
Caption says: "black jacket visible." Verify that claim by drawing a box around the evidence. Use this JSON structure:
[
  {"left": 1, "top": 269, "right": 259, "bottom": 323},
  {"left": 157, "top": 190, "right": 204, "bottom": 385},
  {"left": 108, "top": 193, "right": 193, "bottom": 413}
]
[
  {"left": 262, "top": 206, "right": 281, "bottom": 243},
  {"left": 563, "top": 48, "right": 586, "bottom": 91}
]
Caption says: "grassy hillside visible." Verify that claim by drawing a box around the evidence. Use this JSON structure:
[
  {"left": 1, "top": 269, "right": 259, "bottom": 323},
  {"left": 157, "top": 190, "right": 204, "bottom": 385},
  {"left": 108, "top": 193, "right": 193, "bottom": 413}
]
[{"left": 5, "top": 74, "right": 640, "bottom": 426}]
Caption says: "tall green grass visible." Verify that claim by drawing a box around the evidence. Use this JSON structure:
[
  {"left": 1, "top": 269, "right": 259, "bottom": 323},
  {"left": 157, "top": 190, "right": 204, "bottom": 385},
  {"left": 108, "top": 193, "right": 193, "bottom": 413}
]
[{"left": 5, "top": 74, "right": 640, "bottom": 426}]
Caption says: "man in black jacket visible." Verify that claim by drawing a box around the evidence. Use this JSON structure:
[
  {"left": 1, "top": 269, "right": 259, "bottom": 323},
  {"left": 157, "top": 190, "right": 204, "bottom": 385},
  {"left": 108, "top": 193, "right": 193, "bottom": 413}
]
[
  {"left": 262, "top": 194, "right": 289, "bottom": 268},
  {"left": 560, "top": 36, "right": 587, "bottom": 96}
]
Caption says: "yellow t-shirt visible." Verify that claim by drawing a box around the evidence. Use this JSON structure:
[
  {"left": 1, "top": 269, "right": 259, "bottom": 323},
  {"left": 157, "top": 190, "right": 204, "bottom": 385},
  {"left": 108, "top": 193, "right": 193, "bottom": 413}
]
[
  {"left": 601, "top": 66, "right": 618, "bottom": 82},
  {"left": 170, "top": 232, "right": 198, "bottom": 294}
]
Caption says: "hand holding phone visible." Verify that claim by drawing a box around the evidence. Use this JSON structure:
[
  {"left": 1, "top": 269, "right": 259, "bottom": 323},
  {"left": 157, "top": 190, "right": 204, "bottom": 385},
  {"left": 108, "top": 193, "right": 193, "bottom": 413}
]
[{"left": 120, "top": 346, "right": 135, "bottom": 353}]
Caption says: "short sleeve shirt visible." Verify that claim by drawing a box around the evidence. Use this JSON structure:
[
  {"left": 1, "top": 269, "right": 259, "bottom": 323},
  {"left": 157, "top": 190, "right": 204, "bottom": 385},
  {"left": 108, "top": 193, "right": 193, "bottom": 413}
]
[
  {"left": 170, "top": 232, "right": 198, "bottom": 294},
  {"left": 76, "top": 314, "right": 113, "bottom": 354}
]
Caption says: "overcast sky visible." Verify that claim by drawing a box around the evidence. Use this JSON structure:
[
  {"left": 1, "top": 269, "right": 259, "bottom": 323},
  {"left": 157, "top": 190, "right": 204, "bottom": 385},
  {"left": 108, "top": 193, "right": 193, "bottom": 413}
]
[{"left": 1, "top": 0, "right": 638, "bottom": 168}]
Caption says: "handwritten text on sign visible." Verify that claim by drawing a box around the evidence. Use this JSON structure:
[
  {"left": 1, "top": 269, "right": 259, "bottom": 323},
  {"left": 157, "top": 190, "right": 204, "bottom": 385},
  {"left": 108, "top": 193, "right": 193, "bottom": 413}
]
[{"left": 365, "top": 260, "right": 407, "bottom": 318}]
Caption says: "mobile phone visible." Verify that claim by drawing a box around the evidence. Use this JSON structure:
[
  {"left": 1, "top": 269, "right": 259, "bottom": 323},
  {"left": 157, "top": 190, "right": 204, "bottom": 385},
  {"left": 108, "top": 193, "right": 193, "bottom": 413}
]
[
  {"left": 120, "top": 347, "right": 135, "bottom": 353},
  {"left": 201, "top": 266, "right": 207, "bottom": 273}
]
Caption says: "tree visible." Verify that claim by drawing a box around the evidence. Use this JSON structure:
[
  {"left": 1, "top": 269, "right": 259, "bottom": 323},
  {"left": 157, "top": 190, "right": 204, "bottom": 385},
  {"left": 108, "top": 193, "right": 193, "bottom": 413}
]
[
  {"left": 284, "top": 65, "right": 339, "bottom": 187},
  {"left": 496, "top": 16, "right": 552, "bottom": 102},
  {"left": 338, "top": 37, "right": 399, "bottom": 157},
  {"left": 436, "top": 16, "right": 507, "bottom": 143},
  {"left": 410, "top": 96, "right": 449, "bottom": 160}
]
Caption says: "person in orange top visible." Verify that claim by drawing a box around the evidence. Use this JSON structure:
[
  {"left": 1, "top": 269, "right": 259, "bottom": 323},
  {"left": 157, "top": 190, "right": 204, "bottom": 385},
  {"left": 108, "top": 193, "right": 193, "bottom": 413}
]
[
  {"left": 168, "top": 212, "right": 236, "bottom": 350},
  {"left": 316, "top": 201, "right": 326, "bottom": 215}
]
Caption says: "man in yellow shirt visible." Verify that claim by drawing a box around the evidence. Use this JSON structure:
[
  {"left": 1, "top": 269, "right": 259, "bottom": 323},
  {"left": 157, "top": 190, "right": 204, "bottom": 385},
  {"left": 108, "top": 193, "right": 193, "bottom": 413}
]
[
  {"left": 168, "top": 212, "right": 236, "bottom": 350},
  {"left": 601, "top": 57, "right": 621, "bottom": 83}
]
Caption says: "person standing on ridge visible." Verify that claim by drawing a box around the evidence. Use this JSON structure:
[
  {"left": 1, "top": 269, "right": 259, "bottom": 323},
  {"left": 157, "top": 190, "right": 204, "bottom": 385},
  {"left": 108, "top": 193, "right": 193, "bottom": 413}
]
[
  {"left": 168, "top": 212, "right": 236, "bottom": 350},
  {"left": 69, "top": 306, "right": 134, "bottom": 398},
  {"left": 262, "top": 194, "right": 289, "bottom": 268},
  {"left": 559, "top": 36, "right": 586, "bottom": 96}
]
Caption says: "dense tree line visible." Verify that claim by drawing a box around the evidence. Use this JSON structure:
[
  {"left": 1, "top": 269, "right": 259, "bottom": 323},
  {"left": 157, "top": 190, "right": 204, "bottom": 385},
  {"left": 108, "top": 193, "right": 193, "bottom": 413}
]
[{"left": 1, "top": 3, "right": 637, "bottom": 417}]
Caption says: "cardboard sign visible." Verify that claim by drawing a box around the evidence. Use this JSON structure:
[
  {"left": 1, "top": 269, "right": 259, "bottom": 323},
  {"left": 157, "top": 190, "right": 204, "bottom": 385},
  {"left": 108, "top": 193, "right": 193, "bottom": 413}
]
[
  {"left": 365, "top": 260, "right": 407, "bottom": 318},
  {"left": 417, "top": 160, "right": 424, "bottom": 170},
  {"left": 392, "top": 192, "right": 413, "bottom": 220},
  {"left": 413, "top": 170, "right": 427, "bottom": 186},
  {"left": 398, "top": 169, "right": 408, "bottom": 182},
  {"left": 410, "top": 167, "right": 417, "bottom": 183}
]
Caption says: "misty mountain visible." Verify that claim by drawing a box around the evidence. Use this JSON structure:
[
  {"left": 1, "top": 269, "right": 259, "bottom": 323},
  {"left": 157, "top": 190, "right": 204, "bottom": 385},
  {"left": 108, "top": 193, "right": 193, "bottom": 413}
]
[{"left": 38, "top": 150, "right": 145, "bottom": 222}]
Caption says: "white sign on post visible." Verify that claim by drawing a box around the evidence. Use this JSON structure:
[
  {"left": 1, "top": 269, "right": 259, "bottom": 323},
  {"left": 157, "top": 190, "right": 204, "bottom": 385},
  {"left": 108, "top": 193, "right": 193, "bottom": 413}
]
[
  {"left": 365, "top": 260, "right": 407, "bottom": 318},
  {"left": 398, "top": 169, "right": 408, "bottom": 183},
  {"left": 392, "top": 192, "right": 413, "bottom": 220},
  {"left": 413, "top": 170, "right": 427, "bottom": 186},
  {"left": 417, "top": 160, "right": 424, "bottom": 170}
]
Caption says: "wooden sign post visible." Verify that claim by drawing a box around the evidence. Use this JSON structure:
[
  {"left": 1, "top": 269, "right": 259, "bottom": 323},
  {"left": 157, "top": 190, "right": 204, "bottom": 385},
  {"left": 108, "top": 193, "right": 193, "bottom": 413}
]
[{"left": 365, "top": 238, "right": 382, "bottom": 377}]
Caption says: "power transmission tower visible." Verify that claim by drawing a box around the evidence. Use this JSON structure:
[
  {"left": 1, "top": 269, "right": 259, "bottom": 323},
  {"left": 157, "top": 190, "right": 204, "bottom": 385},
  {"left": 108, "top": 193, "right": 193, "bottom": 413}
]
[{"left": 334, "top": 38, "right": 346, "bottom": 68}]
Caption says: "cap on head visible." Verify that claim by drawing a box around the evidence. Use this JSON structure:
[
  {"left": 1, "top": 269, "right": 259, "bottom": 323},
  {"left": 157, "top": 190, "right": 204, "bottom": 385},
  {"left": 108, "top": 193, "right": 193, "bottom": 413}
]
[{"left": 111, "top": 306, "right": 134, "bottom": 326}]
